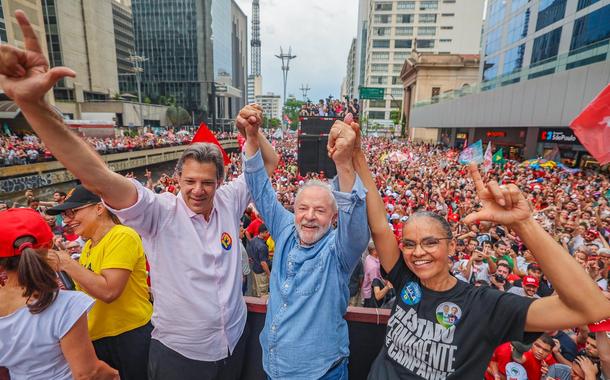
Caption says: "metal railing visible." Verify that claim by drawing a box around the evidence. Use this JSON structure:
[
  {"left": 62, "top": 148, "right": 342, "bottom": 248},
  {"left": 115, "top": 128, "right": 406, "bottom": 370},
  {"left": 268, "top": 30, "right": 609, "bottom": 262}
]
[{"left": 413, "top": 38, "right": 610, "bottom": 108}]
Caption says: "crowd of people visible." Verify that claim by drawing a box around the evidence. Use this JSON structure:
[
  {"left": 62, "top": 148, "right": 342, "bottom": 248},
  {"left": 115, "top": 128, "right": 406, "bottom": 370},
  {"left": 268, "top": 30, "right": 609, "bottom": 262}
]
[
  {"left": 0, "top": 131, "right": 236, "bottom": 167},
  {"left": 2, "top": 11, "right": 610, "bottom": 380},
  {"left": 299, "top": 97, "right": 360, "bottom": 118}
]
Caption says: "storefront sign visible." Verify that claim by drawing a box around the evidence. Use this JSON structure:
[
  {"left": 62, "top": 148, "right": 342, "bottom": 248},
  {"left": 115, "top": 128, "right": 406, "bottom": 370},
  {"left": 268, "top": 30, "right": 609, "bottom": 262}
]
[
  {"left": 538, "top": 129, "right": 580, "bottom": 144},
  {"left": 486, "top": 131, "right": 507, "bottom": 138},
  {"left": 456, "top": 133, "right": 467, "bottom": 139}
]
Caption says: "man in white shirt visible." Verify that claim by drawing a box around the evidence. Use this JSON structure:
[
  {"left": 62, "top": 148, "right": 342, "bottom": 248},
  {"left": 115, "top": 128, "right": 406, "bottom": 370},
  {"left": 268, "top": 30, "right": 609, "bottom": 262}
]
[{"left": 0, "top": 12, "right": 279, "bottom": 379}]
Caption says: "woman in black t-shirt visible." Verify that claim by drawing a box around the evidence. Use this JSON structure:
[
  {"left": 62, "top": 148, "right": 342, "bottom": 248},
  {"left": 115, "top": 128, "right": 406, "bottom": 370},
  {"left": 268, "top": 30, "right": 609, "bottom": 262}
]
[{"left": 349, "top": 138, "right": 610, "bottom": 379}]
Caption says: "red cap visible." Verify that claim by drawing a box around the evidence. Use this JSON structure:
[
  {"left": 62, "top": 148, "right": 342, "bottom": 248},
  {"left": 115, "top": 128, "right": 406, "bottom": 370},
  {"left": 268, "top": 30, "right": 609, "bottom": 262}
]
[
  {"left": 522, "top": 275, "right": 539, "bottom": 288},
  {"left": 0, "top": 209, "right": 54, "bottom": 258}
]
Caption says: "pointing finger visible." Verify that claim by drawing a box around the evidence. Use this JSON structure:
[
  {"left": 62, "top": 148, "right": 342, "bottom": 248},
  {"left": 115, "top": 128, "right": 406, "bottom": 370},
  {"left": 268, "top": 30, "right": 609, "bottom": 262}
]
[{"left": 468, "top": 163, "right": 486, "bottom": 195}]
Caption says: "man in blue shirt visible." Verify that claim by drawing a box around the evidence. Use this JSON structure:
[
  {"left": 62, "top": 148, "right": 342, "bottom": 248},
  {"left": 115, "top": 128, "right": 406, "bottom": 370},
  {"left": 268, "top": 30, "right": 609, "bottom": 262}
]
[
  {"left": 247, "top": 224, "right": 271, "bottom": 296},
  {"left": 242, "top": 119, "right": 370, "bottom": 379}
]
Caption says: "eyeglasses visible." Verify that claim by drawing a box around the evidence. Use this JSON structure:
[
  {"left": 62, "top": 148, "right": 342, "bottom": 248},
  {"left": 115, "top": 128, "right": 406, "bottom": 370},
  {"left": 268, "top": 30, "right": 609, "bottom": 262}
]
[
  {"left": 401, "top": 237, "right": 452, "bottom": 253},
  {"left": 61, "top": 204, "right": 96, "bottom": 218}
]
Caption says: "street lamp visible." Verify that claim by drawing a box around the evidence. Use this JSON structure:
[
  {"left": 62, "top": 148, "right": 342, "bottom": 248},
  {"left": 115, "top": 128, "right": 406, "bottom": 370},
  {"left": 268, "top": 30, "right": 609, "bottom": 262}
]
[{"left": 127, "top": 52, "right": 149, "bottom": 129}]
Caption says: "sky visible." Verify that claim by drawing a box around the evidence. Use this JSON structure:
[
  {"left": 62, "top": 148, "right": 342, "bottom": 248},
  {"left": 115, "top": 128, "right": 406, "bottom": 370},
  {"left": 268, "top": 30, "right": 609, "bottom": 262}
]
[{"left": 234, "top": 0, "right": 359, "bottom": 102}]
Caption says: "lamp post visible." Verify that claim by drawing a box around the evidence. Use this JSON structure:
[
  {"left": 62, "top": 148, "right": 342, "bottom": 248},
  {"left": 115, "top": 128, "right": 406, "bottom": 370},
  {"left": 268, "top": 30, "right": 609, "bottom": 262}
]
[{"left": 127, "top": 52, "right": 148, "bottom": 129}]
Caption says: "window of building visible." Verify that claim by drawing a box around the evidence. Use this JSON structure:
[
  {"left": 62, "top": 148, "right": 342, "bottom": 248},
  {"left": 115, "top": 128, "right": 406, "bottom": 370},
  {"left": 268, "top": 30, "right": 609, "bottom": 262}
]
[
  {"left": 374, "top": 27, "right": 390, "bottom": 36},
  {"left": 531, "top": 27, "right": 562, "bottom": 65},
  {"left": 502, "top": 44, "right": 525, "bottom": 74},
  {"left": 440, "top": 38, "right": 452, "bottom": 43},
  {"left": 393, "top": 64, "right": 403, "bottom": 72},
  {"left": 369, "top": 100, "right": 386, "bottom": 108},
  {"left": 420, "top": 1, "right": 439, "bottom": 10},
  {"left": 368, "top": 111, "right": 386, "bottom": 120},
  {"left": 511, "top": 0, "right": 530, "bottom": 12},
  {"left": 419, "top": 14, "right": 437, "bottom": 23},
  {"left": 371, "top": 63, "right": 389, "bottom": 72},
  {"left": 394, "top": 39, "right": 413, "bottom": 48},
  {"left": 394, "top": 51, "right": 409, "bottom": 60},
  {"left": 443, "top": 0, "right": 456, "bottom": 3},
  {"left": 441, "top": 13, "right": 455, "bottom": 16},
  {"left": 371, "top": 76, "right": 388, "bottom": 84},
  {"left": 506, "top": 9, "right": 530, "bottom": 44},
  {"left": 485, "top": 28, "right": 502, "bottom": 56},
  {"left": 536, "top": 0, "right": 567, "bottom": 31},
  {"left": 482, "top": 55, "right": 499, "bottom": 81},
  {"left": 372, "top": 52, "right": 390, "bottom": 60},
  {"left": 416, "top": 39, "right": 435, "bottom": 49},
  {"left": 487, "top": 0, "right": 506, "bottom": 29},
  {"left": 373, "top": 39, "right": 391, "bottom": 48},
  {"left": 391, "top": 88, "right": 403, "bottom": 96},
  {"left": 398, "top": 14, "right": 414, "bottom": 23},
  {"left": 577, "top": 0, "right": 601, "bottom": 10},
  {"left": 392, "top": 76, "right": 401, "bottom": 85},
  {"left": 431, "top": 87, "right": 441, "bottom": 98},
  {"left": 397, "top": 1, "right": 416, "bottom": 9},
  {"left": 395, "top": 26, "right": 414, "bottom": 35},
  {"left": 418, "top": 27, "right": 437, "bottom": 36},
  {"left": 440, "top": 26, "right": 454, "bottom": 30},
  {"left": 375, "top": 2, "right": 393, "bottom": 11},
  {"left": 569, "top": 3, "right": 610, "bottom": 66},
  {"left": 374, "top": 15, "right": 391, "bottom": 23}
]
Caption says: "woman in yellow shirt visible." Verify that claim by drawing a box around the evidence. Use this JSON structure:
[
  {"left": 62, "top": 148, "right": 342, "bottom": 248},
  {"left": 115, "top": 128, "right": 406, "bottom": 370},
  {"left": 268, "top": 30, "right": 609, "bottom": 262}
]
[{"left": 47, "top": 185, "right": 153, "bottom": 380}]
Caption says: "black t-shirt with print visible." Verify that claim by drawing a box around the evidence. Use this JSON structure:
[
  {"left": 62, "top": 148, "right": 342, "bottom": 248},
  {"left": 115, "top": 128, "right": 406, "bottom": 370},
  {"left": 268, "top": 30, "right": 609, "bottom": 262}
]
[{"left": 368, "top": 258, "right": 539, "bottom": 380}]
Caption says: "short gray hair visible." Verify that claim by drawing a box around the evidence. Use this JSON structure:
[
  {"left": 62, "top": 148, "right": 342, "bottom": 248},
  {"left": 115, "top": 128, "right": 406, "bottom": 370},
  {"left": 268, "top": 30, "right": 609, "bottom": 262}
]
[
  {"left": 175, "top": 143, "right": 224, "bottom": 181},
  {"left": 295, "top": 179, "right": 338, "bottom": 212}
]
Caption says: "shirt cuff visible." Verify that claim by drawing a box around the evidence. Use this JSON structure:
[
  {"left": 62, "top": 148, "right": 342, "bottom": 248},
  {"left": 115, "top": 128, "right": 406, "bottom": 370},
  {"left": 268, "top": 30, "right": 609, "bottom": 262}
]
[
  {"left": 242, "top": 149, "right": 265, "bottom": 173},
  {"left": 332, "top": 174, "right": 367, "bottom": 213},
  {"left": 101, "top": 178, "right": 145, "bottom": 220}
]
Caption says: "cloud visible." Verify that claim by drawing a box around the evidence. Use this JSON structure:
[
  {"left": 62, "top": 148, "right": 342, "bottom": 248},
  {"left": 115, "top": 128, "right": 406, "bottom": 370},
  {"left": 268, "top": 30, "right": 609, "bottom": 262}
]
[{"left": 233, "top": 0, "right": 358, "bottom": 102}]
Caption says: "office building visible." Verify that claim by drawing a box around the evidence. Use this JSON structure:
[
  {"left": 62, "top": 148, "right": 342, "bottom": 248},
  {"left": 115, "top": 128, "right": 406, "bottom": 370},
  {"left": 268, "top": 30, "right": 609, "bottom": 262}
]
[
  {"left": 255, "top": 93, "right": 281, "bottom": 121},
  {"left": 361, "top": 0, "right": 486, "bottom": 125},
  {"left": 112, "top": 0, "right": 136, "bottom": 94},
  {"left": 410, "top": 0, "right": 610, "bottom": 167},
  {"left": 341, "top": 38, "right": 357, "bottom": 98},
  {"left": 132, "top": 0, "right": 214, "bottom": 121},
  {"left": 41, "top": 0, "right": 119, "bottom": 106}
]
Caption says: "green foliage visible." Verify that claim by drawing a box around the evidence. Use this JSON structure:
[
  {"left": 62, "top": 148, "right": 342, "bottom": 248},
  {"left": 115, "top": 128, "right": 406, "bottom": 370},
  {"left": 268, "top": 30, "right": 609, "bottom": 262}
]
[
  {"left": 284, "top": 99, "right": 304, "bottom": 129},
  {"left": 166, "top": 105, "right": 192, "bottom": 127}
]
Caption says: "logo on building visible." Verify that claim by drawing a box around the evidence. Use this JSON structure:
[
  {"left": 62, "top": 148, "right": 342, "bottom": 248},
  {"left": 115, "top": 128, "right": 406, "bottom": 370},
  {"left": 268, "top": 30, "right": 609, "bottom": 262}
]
[{"left": 539, "top": 129, "right": 578, "bottom": 144}]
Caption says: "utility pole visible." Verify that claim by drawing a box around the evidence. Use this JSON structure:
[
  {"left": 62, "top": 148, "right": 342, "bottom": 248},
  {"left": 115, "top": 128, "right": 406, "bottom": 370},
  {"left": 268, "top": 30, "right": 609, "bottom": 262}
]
[
  {"left": 300, "top": 84, "right": 310, "bottom": 101},
  {"left": 275, "top": 46, "right": 296, "bottom": 107},
  {"left": 128, "top": 52, "right": 148, "bottom": 129}
]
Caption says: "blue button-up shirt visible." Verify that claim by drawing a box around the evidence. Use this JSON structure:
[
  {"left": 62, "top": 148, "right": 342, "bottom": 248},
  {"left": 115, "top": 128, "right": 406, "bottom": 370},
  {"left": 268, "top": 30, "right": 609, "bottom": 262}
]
[{"left": 244, "top": 150, "right": 370, "bottom": 380}]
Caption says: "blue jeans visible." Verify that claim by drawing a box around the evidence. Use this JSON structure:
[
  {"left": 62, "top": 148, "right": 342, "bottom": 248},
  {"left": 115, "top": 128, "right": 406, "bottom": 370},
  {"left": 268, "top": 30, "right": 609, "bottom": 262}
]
[{"left": 268, "top": 358, "right": 348, "bottom": 380}]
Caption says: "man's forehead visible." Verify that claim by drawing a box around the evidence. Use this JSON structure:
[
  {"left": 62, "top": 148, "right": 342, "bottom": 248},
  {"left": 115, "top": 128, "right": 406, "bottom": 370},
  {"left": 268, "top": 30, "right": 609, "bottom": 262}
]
[{"left": 296, "top": 186, "right": 333, "bottom": 205}]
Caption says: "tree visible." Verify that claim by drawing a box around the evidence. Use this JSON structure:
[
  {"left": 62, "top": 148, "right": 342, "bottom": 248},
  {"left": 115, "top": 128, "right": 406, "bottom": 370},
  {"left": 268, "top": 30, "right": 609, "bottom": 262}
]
[
  {"left": 270, "top": 118, "right": 281, "bottom": 128},
  {"left": 166, "top": 105, "right": 192, "bottom": 127},
  {"left": 284, "top": 98, "right": 304, "bottom": 130}
]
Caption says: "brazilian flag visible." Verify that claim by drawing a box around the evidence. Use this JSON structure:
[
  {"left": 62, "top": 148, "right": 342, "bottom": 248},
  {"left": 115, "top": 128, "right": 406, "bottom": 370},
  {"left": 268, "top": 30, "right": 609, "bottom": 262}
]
[{"left": 493, "top": 148, "right": 506, "bottom": 169}]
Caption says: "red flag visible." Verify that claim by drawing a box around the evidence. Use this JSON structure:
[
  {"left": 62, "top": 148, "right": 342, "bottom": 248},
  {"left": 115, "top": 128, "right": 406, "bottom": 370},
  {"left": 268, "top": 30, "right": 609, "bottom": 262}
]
[
  {"left": 191, "top": 122, "right": 231, "bottom": 165},
  {"left": 570, "top": 84, "right": 610, "bottom": 164},
  {"left": 462, "top": 138, "right": 467, "bottom": 149}
]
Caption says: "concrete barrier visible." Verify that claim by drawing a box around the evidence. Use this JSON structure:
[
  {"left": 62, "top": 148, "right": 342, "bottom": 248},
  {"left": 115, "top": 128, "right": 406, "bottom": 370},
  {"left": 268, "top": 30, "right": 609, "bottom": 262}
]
[{"left": 0, "top": 139, "right": 239, "bottom": 195}]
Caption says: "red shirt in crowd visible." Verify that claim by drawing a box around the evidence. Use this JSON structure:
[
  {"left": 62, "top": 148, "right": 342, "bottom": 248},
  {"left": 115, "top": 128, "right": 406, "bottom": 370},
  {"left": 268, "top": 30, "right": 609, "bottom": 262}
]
[
  {"left": 484, "top": 342, "right": 513, "bottom": 380},
  {"left": 522, "top": 351, "right": 556, "bottom": 380}
]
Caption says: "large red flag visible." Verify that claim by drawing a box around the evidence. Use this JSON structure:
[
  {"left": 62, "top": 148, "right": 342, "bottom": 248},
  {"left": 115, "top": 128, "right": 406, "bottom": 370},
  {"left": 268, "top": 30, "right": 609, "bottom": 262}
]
[
  {"left": 570, "top": 84, "right": 610, "bottom": 164},
  {"left": 191, "top": 122, "right": 231, "bottom": 165}
]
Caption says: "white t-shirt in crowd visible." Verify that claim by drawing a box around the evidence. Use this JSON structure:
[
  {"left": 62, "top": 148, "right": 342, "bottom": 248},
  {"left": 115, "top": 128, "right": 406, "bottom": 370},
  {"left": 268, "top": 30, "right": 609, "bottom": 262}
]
[
  {"left": 507, "top": 286, "right": 540, "bottom": 298},
  {"left": 0, "top": 290, "right": 94, "bottom": 380}
]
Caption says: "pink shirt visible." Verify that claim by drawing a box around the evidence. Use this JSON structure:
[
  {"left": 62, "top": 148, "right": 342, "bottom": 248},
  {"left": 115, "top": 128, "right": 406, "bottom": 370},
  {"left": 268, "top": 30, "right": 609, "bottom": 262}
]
[
  {"left": 361, "top": 254, "right": 381, "bottom": 299},
  {"left": 105, "top": 177, "right": 251, "bottom": 361}
]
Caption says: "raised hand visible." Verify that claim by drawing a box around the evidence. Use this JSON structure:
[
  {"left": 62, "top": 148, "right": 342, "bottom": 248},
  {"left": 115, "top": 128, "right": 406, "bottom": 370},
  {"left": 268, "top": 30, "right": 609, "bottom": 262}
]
[
  {"left": 0, "top": 11, "right": 76, "bottom": 104},
  {"left": 463, "top": 163, "right": 532, "bottom": 227},
  {"left": 236, "top": 104, "right": 263, "bottom": 138},
  {"left": 327, "top": 120, "right": 356, "bottom": 166}
]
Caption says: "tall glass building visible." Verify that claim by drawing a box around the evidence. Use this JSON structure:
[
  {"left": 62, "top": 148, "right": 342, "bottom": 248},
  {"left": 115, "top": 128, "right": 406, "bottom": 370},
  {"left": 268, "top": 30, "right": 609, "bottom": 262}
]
[
  {"left": 481, "top": 0, "right": 610, "bottom": 83},
  {"left": 132, "top": 0, "right": 214, "bottom": 119}
]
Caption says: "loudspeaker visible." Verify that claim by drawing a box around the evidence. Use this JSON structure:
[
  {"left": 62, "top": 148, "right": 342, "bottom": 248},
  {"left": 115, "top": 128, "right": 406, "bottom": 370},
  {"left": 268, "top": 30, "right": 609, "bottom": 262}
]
[{"left": 297, "top": 117, "right": 337, "bottom": 177}]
